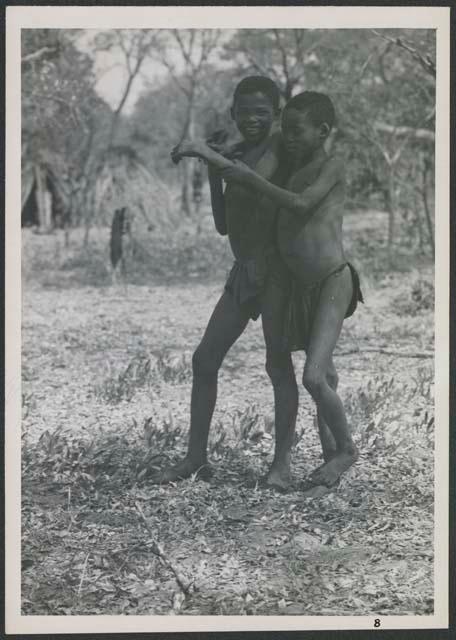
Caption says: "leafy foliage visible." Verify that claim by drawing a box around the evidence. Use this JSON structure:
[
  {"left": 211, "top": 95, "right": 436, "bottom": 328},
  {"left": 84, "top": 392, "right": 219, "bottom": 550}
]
[{"left": 22, "top": 28, "right": 435, "bottom": 259}]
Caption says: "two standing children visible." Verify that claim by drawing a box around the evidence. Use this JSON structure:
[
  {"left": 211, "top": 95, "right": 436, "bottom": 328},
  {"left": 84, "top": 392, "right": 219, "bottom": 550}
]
[{"left": 156, "top": 79, "right": 362, "bottom": 491}]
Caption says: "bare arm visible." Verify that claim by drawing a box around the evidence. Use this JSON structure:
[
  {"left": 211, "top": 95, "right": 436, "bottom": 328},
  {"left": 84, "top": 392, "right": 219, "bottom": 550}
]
[
  {"left": 171, "top": 139, "right": 239, "bottom": 235},
  {"left": 171, "top": 139, "right": 236, "bottom": 171},
  {"left": 207, "top": 165, "right": 227, "bottom": 235},
  {"left": 221, "top": 157, "right": 344, "bottom": 226}
]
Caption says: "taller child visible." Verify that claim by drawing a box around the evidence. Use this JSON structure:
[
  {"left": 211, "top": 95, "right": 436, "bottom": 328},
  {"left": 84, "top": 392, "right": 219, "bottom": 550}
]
[
  {"left": 220, "top": 92, "right": 363, "bottom": 488},
  {"left": 155, "top": 77, "right": 298, "bottom": 491}
]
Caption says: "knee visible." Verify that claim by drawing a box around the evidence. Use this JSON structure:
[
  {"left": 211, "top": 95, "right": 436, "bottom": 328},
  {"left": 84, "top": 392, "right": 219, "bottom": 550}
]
[
  {"left": 266, "top": 354, "right": 293, "bottom": 386},
  {"left": 192, "top": 346, "right": 219, "bottom": 378},
  {"left": 302, "top": 367, "right": 326, "bottom": 398},
  {"left": 326, "top": 368, "right": 339, "bottom": 390}
]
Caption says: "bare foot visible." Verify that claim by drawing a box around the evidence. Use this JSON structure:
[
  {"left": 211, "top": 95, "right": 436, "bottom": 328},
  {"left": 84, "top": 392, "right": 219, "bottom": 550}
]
[
  {"left": 322, "top": 448, "right": 337, "bottom": 463},
  {"left": 310, "top": 448, "right": 358, "bottom": 487},
  {"left": 299, "top": 477, "right": 340, "bottom": 498},
  {"left": 261, "top": 466, "right": 292, "bottom": 493},
  {"left": 150, "top": 458, "right": 212, "bottom": 484}
]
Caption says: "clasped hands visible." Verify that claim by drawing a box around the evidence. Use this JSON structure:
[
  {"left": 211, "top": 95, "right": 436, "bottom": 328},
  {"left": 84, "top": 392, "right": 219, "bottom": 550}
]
[{"left": 171, "top": 138, "right": 256, "bottom": 186}]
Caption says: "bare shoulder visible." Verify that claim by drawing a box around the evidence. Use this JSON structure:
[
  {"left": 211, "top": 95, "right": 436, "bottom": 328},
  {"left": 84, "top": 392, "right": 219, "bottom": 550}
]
[
  {"left": 324, "top": 155, "right": 345, "bottom": 180},
  {"left": 254, "top": 132, "right": 282, "bottom": 178},
  {"left": 286, "top": 153, "right": 345, "bottom": 193}
]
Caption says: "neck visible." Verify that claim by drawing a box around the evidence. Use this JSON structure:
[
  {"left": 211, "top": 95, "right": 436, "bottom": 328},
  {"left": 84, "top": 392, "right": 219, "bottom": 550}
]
[
  {"left": 295, "top": 145, "right": 326, "bottom": 170},
  {"left": 244, "top": 133, "right": 270, "bottom": 149}
]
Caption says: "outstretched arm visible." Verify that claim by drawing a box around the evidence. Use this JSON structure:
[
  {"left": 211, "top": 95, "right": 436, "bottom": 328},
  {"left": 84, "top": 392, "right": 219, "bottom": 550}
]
[
  {"left": 171, "top": 139, "right": 236, "bottom": 172},
  {"left": 171, "top": 139, "right": 231, "bottom": 235},
  {"left": 220, "top": 157, "right": 343, "bottom": 226}
]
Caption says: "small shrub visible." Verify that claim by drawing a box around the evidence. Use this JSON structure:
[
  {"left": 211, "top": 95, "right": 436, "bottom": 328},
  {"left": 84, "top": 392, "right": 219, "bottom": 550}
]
[
  {"left": 230, "top": 404, "right": 263, "bottom": 443},
  {"left": 155, "top": 350, "right": 192, "bottom": 384},
  {"left": 95, "top": 350, "right": 193, "bottom": 404},
  {"left": 391, "top": 275, "right": 434, "bottom": 316},
  {"left": 95, "top": 355, "right": 152, "bottom": 404},
  {"left": 23, "top": 412, "right": 187, "bottom": 492},
  {"left": 344, "top": 367, "right": 434, "bottom": 452},
  {"left": 23, "top": 427, "right": 139, "bottom": 492}
]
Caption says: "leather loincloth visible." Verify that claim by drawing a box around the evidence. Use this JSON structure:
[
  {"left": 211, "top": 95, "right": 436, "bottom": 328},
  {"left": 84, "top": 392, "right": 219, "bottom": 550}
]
[
  {"left": 285, "top": 262, "right": 364, "bottom": 351},
  {"left": 224, "top": 247, "right": 288, "bottom": 320}
]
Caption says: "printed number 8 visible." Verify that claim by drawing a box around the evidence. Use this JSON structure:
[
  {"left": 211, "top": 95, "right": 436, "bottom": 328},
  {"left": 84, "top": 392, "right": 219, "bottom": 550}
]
[{"left": 374, "top": 619, "right": 381, "bottom": 628}]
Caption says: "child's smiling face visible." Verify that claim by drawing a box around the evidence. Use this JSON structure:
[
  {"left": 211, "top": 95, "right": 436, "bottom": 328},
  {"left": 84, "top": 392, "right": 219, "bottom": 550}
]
[
  {"left": 281, "top": 108, "right": 328, "bottom": 163},
  {"left": 231, "top": 91, "right": 276, "bottom": 145}
]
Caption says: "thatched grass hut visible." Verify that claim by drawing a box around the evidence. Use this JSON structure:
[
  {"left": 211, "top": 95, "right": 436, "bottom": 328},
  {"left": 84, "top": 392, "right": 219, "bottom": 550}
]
[{"left": 94, "top": 145, "right": 178, "bottom": 234}]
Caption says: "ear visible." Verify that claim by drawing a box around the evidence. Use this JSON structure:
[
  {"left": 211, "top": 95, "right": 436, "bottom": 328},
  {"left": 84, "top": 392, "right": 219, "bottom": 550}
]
[{"left": 320, "top": 123, "right": 330, "bottom": 139}]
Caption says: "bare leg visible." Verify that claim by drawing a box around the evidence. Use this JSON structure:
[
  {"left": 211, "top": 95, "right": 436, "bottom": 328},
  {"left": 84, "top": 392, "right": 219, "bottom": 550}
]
[
  {"left": 317, "top": 359, "right": 338, "bottom": 462},
  {"left": 153, "top": 292, "right": 250, "bottom": 483},
  {"left": 302, "top": 266, "right": 358, "bottom": 487},
  {"left": 260, "top": 274, "right": 299, "bottom": 492}
]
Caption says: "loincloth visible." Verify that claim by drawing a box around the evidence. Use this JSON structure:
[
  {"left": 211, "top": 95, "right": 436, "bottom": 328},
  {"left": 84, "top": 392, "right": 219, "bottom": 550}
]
[
  {"left": 285, "top": 262, "right": 364, "bottom": 351},
  {"left": 224, "top": 248, "right": 288, "bottom": 320}
]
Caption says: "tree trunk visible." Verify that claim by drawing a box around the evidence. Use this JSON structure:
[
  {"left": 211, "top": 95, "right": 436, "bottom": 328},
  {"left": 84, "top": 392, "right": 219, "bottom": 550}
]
[
  {"left": 108, "top": 56, "right": 144, "bottom": 148},
  {"left": 420, "top": 155, "right": 435, "bottom": 259},
  {"left": 180, "top": 101, "right": 195, "bottom": 217},
  {"left": 385, "top": 167, "right": 396, "bottom": 267},
  {"left": 34, "top": 166, "right": 48, "bottom": 231},
  {"left": 64, "top": 227, "right": 70, "bottom": 248},
  {"left": 180, "top": 160, "right": 193, "bottom": 217},
  {"left": 284, "top": 80, "right": 293, "bottom": 101},
  {"left": 413, "top": 180, "right": 424, "bottom": 252},
  {"left": 43, "top": 189, "right": 53, "bottom": 231}
]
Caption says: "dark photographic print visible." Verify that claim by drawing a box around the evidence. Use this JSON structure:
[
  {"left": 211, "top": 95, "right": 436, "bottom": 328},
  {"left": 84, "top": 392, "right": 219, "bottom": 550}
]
[{"left": 5, "top": 5, "right": 450, "bottom": 635}]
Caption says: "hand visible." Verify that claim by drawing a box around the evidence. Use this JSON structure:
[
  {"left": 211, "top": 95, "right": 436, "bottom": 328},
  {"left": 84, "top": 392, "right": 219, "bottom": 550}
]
[
  {"left": 206, "top": 129, "right": 229, "bottom": 153},
  {"left": 226, "top": 146, "right": 245, "bottom": 161},
  {"left": 170, "top": 139, "right": 206, "bottom": 165},
  {"left": 220, "top": 160, "right": 257, "bottom": 186}
]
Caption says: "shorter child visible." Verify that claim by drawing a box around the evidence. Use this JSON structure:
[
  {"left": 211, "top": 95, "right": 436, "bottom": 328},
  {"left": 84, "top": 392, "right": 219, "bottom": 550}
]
[{"left": 219, "top": 91, "right": 363, "bottom": 488}]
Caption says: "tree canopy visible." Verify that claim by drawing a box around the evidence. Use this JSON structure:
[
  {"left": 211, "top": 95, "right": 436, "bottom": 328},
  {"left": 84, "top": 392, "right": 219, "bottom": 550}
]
[{"left": 21, "top": 28, "right": 436, "bottom": 257}]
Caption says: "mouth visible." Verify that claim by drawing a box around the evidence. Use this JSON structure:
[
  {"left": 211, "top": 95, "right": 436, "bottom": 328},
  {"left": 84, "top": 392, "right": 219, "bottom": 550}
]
[
  {"left": 284, "top": 143, "right": 299, "bottom": 155},
  {"left": 244, "top": 125, "right": 261, "bottom": 135}
]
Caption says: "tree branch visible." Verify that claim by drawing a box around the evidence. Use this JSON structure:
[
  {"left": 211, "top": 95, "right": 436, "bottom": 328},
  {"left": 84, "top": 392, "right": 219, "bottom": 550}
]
[
  {"left": 336, "top": 347, "right": 433, "bottom": 358},
  {"left": 135, "top": 501, "right": 193, "bottom": 594},
  {"left": 373, "top": 122, "right": 434, "bottom": 142},
  {"left": 371, "top": 29, "right": 436, "bottom": 77},
  {"left": 158, "top": 52, "right": 191, "bottom": 97},
  {"left": 272, "top": 29, "right": 291, "bottom": 90},
  {"left": 22, "top": 46, "right": 59, "bottom": 64}
]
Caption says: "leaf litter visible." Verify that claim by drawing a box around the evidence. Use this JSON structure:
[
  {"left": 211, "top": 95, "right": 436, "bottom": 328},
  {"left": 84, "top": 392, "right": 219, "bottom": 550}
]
[{"left": 21, "top": 227, "right": 434, "bottom": 616}]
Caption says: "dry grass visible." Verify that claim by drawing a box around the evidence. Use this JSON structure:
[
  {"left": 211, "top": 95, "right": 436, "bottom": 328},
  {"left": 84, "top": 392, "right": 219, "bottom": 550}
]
[{"left": 21, "top": 214, "right": 435, "bottom": 615}]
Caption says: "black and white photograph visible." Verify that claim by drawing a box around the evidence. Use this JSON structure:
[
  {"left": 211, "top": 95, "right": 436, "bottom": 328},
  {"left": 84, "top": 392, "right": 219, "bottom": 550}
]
[{"left": 5, "top": 5, "right": 450, "bottom": 634}]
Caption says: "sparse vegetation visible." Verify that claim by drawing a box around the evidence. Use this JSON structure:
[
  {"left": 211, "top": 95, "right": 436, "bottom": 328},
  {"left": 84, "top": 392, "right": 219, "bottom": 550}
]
[
  {"left": 22, "top": 217, "right": 434, "bottom": 616},
  {"left": 20, "top": 25, "right": 437, "bottom": 618}
]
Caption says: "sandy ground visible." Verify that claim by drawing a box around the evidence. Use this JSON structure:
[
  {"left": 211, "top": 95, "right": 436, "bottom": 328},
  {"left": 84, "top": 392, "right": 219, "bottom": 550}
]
[{"left": 20, "top": 220, "right": 435, "bottom": 616}]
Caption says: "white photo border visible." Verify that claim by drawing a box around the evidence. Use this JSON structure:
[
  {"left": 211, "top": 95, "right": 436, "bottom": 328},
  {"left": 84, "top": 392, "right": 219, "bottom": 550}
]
[{"left": 6, "top": 5, "right": 451, "bottom": 634}]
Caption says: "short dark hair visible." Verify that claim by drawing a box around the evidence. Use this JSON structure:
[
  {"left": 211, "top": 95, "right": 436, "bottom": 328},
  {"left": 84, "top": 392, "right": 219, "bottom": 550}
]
[
  {"left": 284, "top": 91, "right": 336, "bottom": 130},
  {"left": 233, "top": 76, "right": 281, "bottom": 111}
]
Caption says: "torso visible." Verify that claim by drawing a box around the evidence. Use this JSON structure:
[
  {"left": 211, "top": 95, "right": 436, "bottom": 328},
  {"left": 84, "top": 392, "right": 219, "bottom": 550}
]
[
  {"left": 277, "top": 150, "right": 346, "bottom": 286},
  {"left": 224, "top": 133, "right": 280, "bottom": 263}
]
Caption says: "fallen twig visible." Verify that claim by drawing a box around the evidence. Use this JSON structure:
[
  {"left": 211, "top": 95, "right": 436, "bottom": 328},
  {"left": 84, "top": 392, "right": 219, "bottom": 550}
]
[
  {"left": 335, "top": 347, "right": 433, "bottom": 358},
  {"left": 134, "top": 501, "right": 192, "bottom": 594},
  {"left": 77, "top": 552, "right": 90, "bottom": 597}
]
